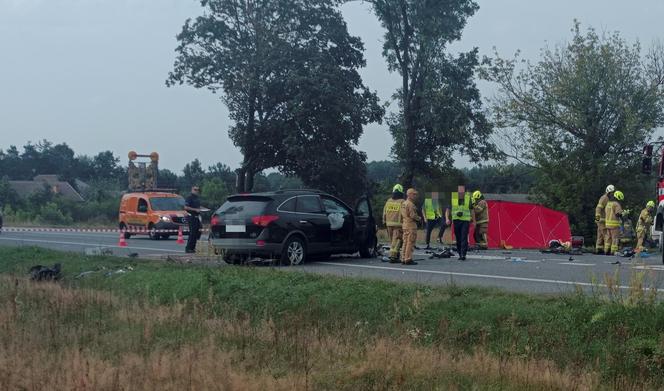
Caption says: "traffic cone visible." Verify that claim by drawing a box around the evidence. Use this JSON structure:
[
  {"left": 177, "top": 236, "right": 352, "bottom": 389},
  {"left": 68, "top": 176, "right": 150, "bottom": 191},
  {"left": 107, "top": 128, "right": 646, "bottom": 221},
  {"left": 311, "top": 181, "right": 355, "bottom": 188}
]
[
  {"left": 176, "top": 226, "right": 185, "bottom": 245},
  {"left": 118, "top": 230, "right": 128, "bottom": 247}
]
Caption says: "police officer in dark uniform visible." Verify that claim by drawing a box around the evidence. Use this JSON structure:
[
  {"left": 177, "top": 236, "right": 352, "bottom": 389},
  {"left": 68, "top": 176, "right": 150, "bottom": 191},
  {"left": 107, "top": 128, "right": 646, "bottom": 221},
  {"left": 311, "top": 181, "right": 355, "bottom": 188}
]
[{"left": 184, "top": 186, "right": 203, "bottom": 253}]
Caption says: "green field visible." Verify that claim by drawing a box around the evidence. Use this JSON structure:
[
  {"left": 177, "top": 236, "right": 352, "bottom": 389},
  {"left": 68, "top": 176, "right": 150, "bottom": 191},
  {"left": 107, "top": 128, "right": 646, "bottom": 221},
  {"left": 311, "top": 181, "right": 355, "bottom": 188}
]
[{"left": 1, "top": 246, "right": 663, "bottom": 390}]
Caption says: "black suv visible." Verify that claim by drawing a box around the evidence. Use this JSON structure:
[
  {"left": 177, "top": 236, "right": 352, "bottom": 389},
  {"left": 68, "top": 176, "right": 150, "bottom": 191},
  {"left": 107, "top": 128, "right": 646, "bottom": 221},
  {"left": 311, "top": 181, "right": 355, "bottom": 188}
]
[{"left": 209, "top": 190, "right": 377, "bottom": 265}]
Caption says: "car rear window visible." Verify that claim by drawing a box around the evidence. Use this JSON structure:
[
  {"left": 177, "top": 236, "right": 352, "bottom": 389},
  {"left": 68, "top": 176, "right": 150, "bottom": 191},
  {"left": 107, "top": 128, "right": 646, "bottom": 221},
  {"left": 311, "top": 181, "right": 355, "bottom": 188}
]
[
  {"left": 216, "top": 196, "right": 272, "bottom": 218},
  {"left": 296, "top": 195, "right": 323, "bottom": 213}
]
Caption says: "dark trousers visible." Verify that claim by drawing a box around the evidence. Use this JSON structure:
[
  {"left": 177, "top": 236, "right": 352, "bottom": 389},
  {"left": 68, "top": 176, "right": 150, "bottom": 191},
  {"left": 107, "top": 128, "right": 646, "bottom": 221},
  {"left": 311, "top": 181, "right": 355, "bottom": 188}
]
[
  {"left": 186, "top": 215, "right": 201, "bottom": 252},
  {"left": 425, "top": 218, "right": 445, "bottom": 245},
  {"left": 453, "top": 220, "right": 470, "bottom": 257}
]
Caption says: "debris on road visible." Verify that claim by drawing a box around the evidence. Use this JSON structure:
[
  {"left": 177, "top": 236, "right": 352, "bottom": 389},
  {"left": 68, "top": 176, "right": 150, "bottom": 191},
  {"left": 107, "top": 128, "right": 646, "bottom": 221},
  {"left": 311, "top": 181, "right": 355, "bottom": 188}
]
[{"left": 429, "top": 248, "right": 454, "bottom": 259}]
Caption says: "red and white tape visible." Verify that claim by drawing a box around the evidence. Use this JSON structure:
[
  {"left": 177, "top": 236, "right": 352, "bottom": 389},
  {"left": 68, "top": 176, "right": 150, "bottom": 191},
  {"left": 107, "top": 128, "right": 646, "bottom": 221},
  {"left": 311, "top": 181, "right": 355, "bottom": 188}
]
[{"left": 0, "top": 226, "right": 210, "bottom": 234}]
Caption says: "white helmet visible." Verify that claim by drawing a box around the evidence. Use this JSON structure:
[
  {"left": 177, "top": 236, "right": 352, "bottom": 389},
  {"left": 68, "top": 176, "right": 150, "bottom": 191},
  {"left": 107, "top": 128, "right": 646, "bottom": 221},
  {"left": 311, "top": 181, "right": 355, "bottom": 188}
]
[{"left": 605, "top": 184, "right": 615, "bottom": 194}]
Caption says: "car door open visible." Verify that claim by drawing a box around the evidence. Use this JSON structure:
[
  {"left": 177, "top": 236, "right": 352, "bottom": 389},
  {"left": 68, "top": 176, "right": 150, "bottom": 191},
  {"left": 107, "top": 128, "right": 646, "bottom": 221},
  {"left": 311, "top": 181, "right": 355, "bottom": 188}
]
[{"left": 354, "top": 196, "right": 377, "bottom": 256}]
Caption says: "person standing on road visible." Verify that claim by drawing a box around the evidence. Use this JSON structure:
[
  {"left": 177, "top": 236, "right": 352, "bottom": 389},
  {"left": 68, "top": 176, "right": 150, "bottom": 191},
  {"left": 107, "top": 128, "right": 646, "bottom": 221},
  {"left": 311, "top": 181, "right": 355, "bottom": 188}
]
[
  {"left": 595, "top": 185, "right": 615, "bottom": 254},
  {"left": 604, "top": 190, "right": 624, "bottom": 256},
  {"left": 184, "top": 186, "right": 203, "bottom": 254},
  {"left": 472, "top": 190, "right": 489, "bottom": 250},
  {"left": 383, "top": 184, "right": 405, "bottom": 263},
  {"left": 636, "top": 200, "right": 655, "bottom": 254},
  {"left": 422, "top": 193, "right": 444, "bottom": 249},
  {"left": 446, "top": 185, "right": 472, "bottom": 261},
  {"left": 401, "top": 188, "right": 421, "bottom": 265}
]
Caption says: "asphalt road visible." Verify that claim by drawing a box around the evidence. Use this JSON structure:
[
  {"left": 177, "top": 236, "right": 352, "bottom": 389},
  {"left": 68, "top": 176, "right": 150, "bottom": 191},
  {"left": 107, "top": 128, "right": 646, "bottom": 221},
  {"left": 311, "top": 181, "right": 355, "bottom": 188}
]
[{"left": 2, "top": 229, "right": 664, "bottom": 295}]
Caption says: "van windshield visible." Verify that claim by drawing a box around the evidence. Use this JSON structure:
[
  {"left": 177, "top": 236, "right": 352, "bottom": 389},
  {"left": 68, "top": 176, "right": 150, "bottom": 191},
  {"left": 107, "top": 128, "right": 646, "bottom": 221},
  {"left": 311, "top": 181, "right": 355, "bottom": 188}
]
[{"left": 150, "top": 197, "right": 185, "bottom": 211}]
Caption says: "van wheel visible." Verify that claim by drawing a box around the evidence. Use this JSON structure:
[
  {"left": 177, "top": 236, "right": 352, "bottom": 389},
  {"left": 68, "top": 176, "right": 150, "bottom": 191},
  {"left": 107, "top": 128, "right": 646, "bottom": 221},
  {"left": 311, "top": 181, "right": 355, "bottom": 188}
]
[
  {"left": 281, "top": 236, "right": 306, "bottom": 266},
  {"left": 120, "top": 223, "right": 131, "bottom": 239},
  {"left": 148, "top": 224, "right": 159, "bottom": 240}
]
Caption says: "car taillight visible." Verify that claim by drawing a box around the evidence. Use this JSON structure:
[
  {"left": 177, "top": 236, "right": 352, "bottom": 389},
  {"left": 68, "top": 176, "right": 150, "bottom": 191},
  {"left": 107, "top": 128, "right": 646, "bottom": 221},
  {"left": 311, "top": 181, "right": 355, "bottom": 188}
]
[
  {"left": 251, "top": 215, "right": 279, "bottom": 227},
  {"left": 256, "top": 240, "right": 266, "bottom": 247},
  {"left": 211, "top": 215, "right": 221, "bottom": 226}
]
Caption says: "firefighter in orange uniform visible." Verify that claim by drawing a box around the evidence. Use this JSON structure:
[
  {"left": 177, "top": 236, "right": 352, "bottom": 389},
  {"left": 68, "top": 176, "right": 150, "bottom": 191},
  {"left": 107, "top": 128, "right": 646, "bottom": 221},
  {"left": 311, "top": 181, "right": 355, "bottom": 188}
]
[
  {"left": 401, "top": 188, "right": 421, "bottom": 265},
  {"left": 636, "top": 200, "right": 655, "bottom": 254},
  {"left": 472, "top": 190, "right": 489, "bottom": 250},
  {"left": 604, "top": 190, "right": 624, "bottom": 256},
  {"left": 595, "top": 184, "right": 615, "bottom": 254},
  {"left": 382, "top": 184, "right": 405, "bottom": 263}
]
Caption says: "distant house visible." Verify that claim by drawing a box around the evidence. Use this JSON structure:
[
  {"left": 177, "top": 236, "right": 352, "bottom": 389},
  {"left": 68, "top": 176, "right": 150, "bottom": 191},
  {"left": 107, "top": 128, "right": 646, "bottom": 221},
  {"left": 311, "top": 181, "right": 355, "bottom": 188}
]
[{"left": 9, "top": 175, "right": 85, "bottom": 202}]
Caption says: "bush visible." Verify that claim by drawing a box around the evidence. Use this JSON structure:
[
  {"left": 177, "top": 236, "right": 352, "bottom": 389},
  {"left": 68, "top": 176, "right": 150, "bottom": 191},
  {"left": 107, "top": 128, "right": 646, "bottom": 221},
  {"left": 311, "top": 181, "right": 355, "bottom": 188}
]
[{"left": 36, "top": 202, "right": 73, "bottom": 225}]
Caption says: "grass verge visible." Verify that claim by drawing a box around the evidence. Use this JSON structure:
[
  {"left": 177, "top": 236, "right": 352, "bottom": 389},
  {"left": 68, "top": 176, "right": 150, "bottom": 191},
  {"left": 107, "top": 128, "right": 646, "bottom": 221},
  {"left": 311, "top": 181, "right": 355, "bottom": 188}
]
[{"left": 1, "top": 246, "right": 664, "bottom": 390}]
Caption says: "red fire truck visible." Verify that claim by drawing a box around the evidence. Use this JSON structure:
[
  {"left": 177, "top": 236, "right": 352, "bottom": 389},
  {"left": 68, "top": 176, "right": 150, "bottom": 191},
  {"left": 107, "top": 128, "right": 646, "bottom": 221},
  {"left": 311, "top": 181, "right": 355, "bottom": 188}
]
[{"left": 642, "top": 144, "right": 664, "bottom": 264}]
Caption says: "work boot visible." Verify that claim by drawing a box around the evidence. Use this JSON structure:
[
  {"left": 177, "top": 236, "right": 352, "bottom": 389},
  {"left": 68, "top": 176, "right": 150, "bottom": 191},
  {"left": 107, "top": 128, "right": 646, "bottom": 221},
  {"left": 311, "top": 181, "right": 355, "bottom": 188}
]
[
  {"left": 389, "top": 257, "right": 399, "bottom": 264},
  {"left": 403, "top": 260, "right": 418, "bottom": 265},
  {"left": 595, "top": 249, "right": 604, "bottom": 255}
]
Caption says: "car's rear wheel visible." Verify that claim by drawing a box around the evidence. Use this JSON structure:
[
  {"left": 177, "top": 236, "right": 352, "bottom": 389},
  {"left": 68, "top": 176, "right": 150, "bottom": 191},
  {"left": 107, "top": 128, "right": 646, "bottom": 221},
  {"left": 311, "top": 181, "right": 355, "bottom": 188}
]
[
  {"left": 281, "top": 236, "right": 306, "bottom": 266},
  {"left": 119, "top": 223, "right": 131, "bottom": 239}
]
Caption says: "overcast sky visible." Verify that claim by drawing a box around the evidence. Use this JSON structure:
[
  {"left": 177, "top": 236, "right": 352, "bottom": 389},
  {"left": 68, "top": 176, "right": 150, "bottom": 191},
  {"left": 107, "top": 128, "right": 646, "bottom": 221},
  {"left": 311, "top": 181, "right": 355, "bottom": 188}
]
[{"left": 1, "top": 0, "right": 663, "bottom": 172}]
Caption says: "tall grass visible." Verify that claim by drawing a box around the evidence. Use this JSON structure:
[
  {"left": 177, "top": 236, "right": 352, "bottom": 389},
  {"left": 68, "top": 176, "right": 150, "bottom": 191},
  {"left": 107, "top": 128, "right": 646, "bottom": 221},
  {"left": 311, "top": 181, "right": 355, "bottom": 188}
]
[
  {"left": 0, "top": 276, "right": 598, "bottom": 390},
  {"left": 1, "top": 247, "right": 664, "bottom": 389}
]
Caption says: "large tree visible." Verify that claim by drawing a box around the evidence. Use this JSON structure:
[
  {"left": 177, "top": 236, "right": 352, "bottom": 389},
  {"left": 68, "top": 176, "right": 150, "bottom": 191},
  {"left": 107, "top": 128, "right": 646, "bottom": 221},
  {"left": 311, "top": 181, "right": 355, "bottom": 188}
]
[
  {"left": 167, "top": 0, "right": 383, "bottom": 194},
  {"left": 368, "top": 0, "right": 495, "bottom": 188},
  {"left": 482, "top": 22, "right": 664, "bottom": 236}
]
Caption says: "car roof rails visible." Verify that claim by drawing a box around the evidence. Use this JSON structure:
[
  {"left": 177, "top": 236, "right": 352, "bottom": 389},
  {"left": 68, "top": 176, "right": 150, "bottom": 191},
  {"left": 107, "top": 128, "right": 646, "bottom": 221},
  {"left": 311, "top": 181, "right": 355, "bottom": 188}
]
[{"left": 274, "top": 189, "right": 324, "bottom": 194}]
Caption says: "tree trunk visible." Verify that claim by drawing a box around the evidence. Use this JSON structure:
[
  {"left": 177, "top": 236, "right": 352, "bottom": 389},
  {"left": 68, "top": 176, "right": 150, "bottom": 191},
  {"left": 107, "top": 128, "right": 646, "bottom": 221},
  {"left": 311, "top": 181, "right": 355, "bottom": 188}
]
[
  {"left": 400, "top": 4, "right": 415, "bottom": 190},
  {"left": 245, "top": 168, "right": 255, "bottom": 192},
  {"left": 235, "top": 167, "right": 246, "bottom": 193}
]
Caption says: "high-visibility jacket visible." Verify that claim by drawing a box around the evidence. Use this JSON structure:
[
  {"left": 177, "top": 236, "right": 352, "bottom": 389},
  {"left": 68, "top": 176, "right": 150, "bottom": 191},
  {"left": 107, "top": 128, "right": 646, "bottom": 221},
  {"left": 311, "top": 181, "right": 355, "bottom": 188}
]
[
  {"left": 605, "top": 200, "right": 623, "bottom": 228},
  {"left": 383, "top": 198, "right": 404, "bottom": 227},
  {"left": 423, "top": 198, "right": 442, "bottom": 220},
  {"left": 595, "top": 194, "right": 609, "bottom": 224},
  {"left": 451, "top": 192, "right": 472, "bottom": 222},
  {"left": 636, "top": 208, "right": 653, "bottom": 232},
  {"left": 473, "top": 199, "right": 489, "bottom": 224}
]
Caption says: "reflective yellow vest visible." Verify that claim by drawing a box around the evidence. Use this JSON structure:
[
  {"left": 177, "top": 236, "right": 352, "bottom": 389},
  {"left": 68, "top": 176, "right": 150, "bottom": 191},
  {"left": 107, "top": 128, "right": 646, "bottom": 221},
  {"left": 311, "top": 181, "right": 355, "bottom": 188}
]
[
  {"left": 451, "top": 192, "right": 472, "bottom": 222},
  {"left": 424, "top": 198, "right": 441, "bottom": 220}
]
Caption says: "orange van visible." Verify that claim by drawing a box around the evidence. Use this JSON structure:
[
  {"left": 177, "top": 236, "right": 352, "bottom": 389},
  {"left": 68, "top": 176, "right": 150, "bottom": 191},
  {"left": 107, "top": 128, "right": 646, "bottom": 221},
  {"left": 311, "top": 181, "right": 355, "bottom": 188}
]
[{"left": 118, "top": 192, "right": 189, "bottom": 239}]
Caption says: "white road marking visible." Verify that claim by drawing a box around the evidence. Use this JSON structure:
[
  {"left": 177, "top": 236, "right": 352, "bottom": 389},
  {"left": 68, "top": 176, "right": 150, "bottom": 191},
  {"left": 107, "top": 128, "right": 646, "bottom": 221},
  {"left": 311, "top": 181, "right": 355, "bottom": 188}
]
[
  {"left": 505, "top": 259, "right": 542, "bottom": 263},
  {"left": 316, "top": 262, "right": 664, "bottom": 292},
  {"left": 468, "top": 255, "right": 507, "bottom": 260},
  {"left": 0, "top": 237, "right": 185, "bottom": 253},
  {"left": 3, "top": 231, "right": 118, "bottom": 238},
  {"left": 633, "top": 265, "right": 664, "bottom": 271},
  {"left": 558, "top": 262, "right": 595, "bottom": 266}
]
